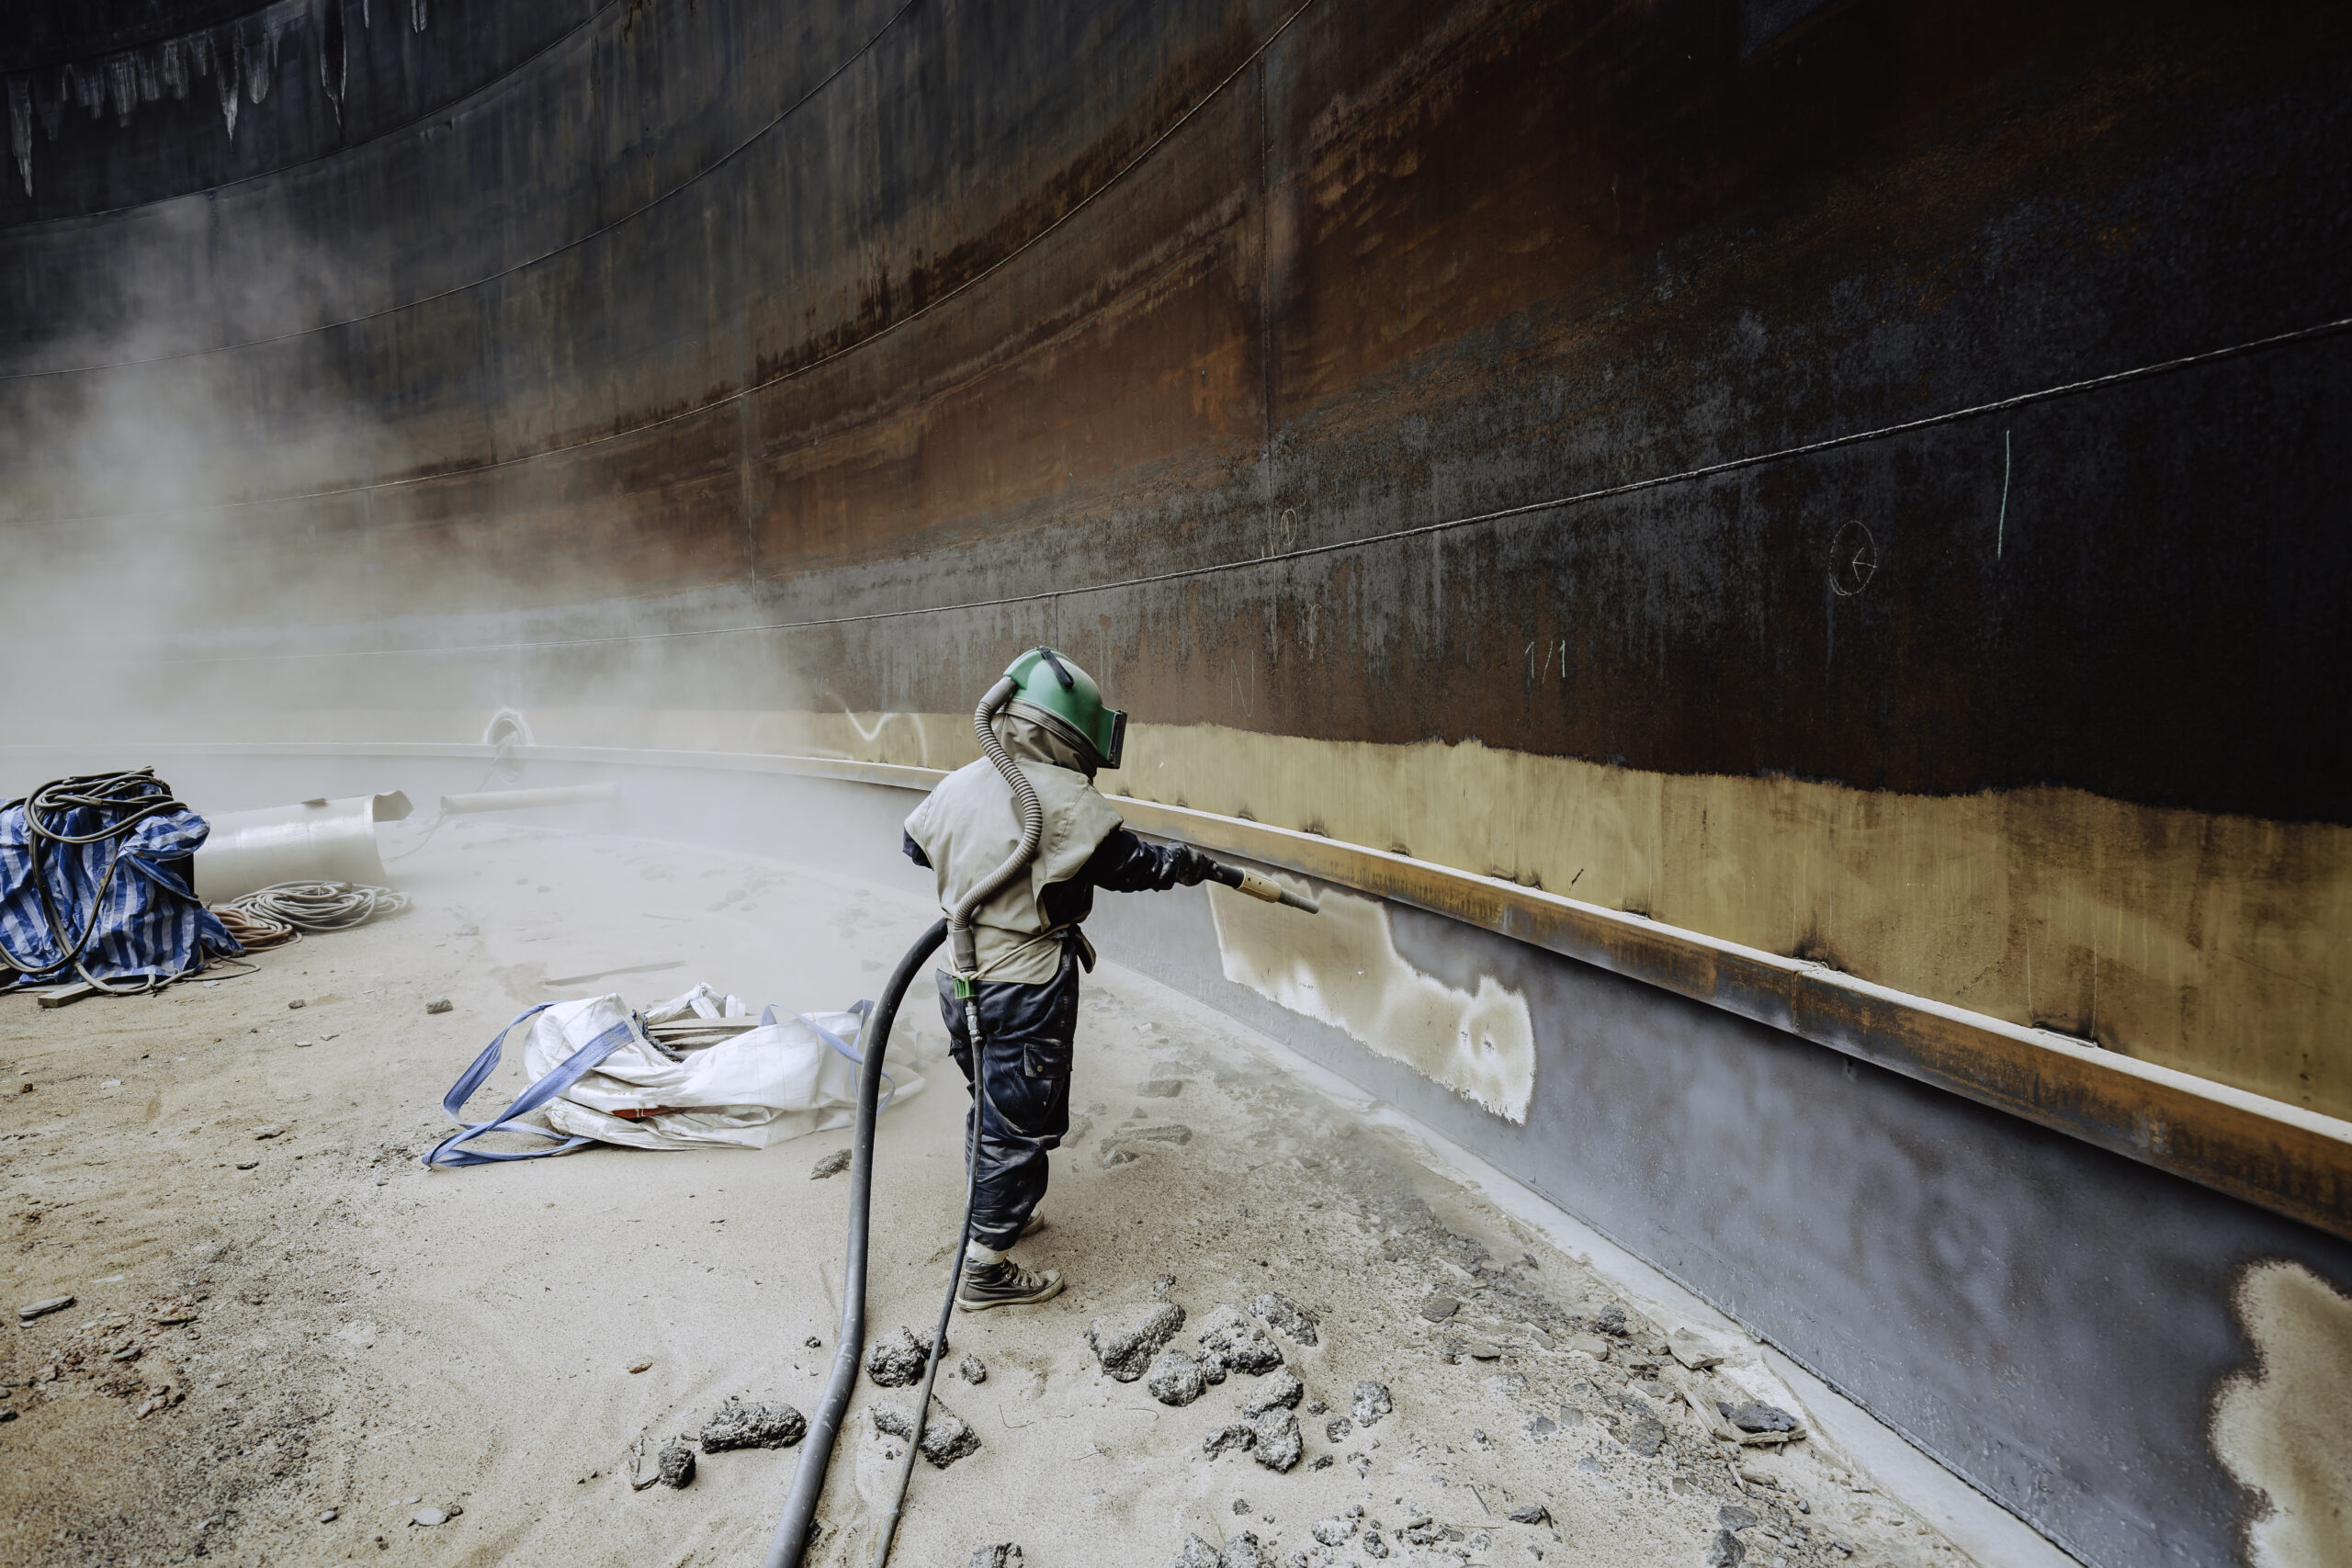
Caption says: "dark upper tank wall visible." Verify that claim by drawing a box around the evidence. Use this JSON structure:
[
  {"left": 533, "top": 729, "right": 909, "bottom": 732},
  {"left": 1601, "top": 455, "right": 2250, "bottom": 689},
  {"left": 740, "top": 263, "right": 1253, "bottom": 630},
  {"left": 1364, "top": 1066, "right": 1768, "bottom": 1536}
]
[{"left": 3, "top": 0, "right": 2348, "bottom": 825}]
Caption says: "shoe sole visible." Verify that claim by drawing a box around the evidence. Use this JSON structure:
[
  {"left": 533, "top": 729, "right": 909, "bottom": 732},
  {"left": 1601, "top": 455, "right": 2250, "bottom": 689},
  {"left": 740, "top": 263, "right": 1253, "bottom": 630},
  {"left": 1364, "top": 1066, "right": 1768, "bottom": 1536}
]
[{"left": 956, "top": 1275, "right": 1066, "bottom": 1313}]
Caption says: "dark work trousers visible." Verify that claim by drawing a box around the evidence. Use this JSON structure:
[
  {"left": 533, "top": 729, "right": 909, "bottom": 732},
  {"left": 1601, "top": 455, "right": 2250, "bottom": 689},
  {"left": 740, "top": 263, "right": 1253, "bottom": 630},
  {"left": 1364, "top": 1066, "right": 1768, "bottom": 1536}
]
[{"left": 936, "top": 942, "right": 1081, "bottom": 1249}]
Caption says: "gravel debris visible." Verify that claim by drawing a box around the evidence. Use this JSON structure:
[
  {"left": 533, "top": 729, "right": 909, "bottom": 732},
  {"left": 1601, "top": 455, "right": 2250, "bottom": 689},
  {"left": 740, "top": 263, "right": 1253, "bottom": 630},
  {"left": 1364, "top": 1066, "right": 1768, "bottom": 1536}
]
[
  {"left": 658, "top": 1441, "right": 696, "bottom": 1489},
  {"left": 1247, "top": 1292, "right": 1318, "bottom": 1347},
  {"left": 1350, "top": 1381, "right": 1392, "bottom": 1428},
  {"left": 424, "top": 998, "right": 453, "bottom": 1014},
  {"left": 809, "top": 1148, "right": 851, "bottom": 1179},
  {"left": 700, "top": 1399, "right": 807, "bottom": 1450},
  {"left": 1088, "top": 1298, "right": 1186, "bottom": 1382},
  {"left": 1241, "top": 1371, "right": 1302, "bottom": 1418},
  {"left": 865, "top": 1325, "right": 931, "bottom": 1387},
  {"left": 871, "top": 1398, "right": 981, "bottom": 1467},
  {"left": 1147, "top": 1348, "right": 1208, "bottom": 1406},
  {"left": 1249, "top": 1406, "right": 1302, "bottom": 1472},
  {"left": 957, "top": 1352, "right": 988, "bottom": 1384},
  {"left": 1196, "top": 1304, "right": 1283, "bottom": 1377}
]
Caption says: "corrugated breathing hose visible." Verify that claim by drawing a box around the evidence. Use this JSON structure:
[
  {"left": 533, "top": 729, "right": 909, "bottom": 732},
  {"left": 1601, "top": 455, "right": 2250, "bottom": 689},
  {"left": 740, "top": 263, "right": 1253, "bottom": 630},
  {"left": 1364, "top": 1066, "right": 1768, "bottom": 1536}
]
[{"left": 764, "top": 675, "right": 1042, "bottom": 1568}]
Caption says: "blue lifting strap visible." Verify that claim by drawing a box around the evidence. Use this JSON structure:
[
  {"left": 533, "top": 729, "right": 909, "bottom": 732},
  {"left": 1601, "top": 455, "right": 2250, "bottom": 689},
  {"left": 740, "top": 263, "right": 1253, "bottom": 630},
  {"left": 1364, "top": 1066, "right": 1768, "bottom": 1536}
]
[{"left": 424, "top": 1002, "right": 640, "bottom": 1168}]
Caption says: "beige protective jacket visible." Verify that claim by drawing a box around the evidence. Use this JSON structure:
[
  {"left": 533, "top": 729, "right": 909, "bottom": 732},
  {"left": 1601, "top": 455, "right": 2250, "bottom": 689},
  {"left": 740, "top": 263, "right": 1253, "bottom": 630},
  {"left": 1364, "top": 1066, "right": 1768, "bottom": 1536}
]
[{"left": 903, "top": 715, "right": 1125, "bottom": 984}]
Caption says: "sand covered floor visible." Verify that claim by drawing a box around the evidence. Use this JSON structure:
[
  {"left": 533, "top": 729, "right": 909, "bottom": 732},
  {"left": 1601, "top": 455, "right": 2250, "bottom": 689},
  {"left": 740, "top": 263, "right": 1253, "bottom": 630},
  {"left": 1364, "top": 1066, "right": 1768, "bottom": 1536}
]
[{"left": 2, "top": 818, "right": 1991, "bottom": 1568}]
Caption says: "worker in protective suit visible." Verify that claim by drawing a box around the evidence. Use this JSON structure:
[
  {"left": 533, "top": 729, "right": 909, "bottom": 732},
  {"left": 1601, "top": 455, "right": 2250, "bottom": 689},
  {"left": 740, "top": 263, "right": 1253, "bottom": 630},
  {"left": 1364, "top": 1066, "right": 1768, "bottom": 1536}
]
[{"left": 902, "top": 647, "right": 1213, "bottom": 1310}]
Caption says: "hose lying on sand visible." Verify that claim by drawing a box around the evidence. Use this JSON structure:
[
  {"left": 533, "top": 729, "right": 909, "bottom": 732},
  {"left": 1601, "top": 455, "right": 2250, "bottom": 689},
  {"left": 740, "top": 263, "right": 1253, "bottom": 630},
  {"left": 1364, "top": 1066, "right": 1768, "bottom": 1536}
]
[{"left": 210, "top": 881, "right": 410, "bottom": 947}]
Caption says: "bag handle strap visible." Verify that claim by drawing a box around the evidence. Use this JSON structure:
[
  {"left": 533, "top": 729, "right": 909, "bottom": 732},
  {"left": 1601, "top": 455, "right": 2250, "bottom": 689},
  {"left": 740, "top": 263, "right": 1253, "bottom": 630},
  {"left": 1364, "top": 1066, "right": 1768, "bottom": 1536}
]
[
  {"left": 763, "top": 999, "right": 901, "bottom": 1110},
  {"left": 424, "top": 1002, "right": 640, "bottom": 1168}
]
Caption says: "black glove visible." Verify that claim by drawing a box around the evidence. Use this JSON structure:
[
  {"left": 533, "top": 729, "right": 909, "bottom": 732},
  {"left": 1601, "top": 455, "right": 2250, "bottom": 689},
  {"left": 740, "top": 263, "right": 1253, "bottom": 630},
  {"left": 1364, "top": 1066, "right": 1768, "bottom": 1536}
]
[{"left": 1168, "top": 844, "right": 1217, "bottom": 887}]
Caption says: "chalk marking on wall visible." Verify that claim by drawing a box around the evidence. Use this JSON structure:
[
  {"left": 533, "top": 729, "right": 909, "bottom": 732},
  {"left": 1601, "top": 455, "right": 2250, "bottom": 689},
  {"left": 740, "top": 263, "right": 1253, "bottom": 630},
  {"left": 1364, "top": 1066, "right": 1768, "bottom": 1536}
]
[
  {"left": 1207, "top": 879, "right": 1535, "bottom": 1122},
  {"left": 2211, "top": 1259, "right": 2352, "bottom": 1568}
]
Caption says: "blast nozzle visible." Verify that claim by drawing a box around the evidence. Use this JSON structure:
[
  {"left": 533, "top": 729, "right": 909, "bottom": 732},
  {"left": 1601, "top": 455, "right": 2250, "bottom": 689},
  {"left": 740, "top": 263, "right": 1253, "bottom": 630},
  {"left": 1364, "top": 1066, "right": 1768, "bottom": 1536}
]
[{"left": 1206, "top": 859, "right": 1319, "bottom": 914}]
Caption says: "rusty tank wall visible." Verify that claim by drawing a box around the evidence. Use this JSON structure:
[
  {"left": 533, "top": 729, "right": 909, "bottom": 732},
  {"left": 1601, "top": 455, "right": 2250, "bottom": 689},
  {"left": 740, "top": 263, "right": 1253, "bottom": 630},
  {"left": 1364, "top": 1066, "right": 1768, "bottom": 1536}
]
[{"left": 6, "top": 4, "right": 2352, "bottom": 1563}]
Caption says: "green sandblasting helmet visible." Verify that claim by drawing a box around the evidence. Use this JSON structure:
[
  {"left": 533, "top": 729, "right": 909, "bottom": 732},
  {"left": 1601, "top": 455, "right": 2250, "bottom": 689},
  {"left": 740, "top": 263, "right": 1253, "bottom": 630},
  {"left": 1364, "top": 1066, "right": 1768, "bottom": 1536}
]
[{"left": 1001, "top": 646, "right": 1125, "bottom": 772}]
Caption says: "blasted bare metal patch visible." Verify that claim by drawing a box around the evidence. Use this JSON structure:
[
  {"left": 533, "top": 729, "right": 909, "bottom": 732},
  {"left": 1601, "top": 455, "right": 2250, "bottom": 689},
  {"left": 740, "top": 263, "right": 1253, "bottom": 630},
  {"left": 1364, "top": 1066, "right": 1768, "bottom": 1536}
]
[
  {"left": 1207, "top": 880, "right": 1533, "bottom": 1121},
  {"left": 2211, "top": 1260, "right": 2352, "bottom": 1568}
]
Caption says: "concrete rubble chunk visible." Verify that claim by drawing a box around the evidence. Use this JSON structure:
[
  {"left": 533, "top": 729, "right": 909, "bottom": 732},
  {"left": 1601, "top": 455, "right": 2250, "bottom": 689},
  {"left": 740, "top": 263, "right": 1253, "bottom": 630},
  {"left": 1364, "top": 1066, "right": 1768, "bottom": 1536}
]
[
  {"left": 658, "top": 1442, "right": 695, "bottom": 1489},
  {"left": 1350, "top": 1381, "right": 1393, "bottom": 1428},
  {"left": 1419, "top": 1293, "right": 1460, "bottom": 1322},
  {"left": 1566, "top": 1333, "right": 1611, "bottom": 1360},
  {"left": 871, "top": 1399, "right": 980, "bottom": 1467},
  {"left": 1220, "top": 1530, "right": 1271, "bottom": 1568},
  {"left": 1718, "top": 1503, "right": 1758, "bottom": 1530},
  {"left": 967, "top": 1546, "right": 1024, "bottom": 1568},
  {"left": 1592, "top": 1303, "right": 1628, "bottom": 1337},
  {"left": 1090, "top": 1298, "right": 1187, "bottom": 1382},
  {"left": 1175, "top": 1537, "right": 1222, "bottom": 1568},
  {"left": 1203, "top": 1422, "right": 1256, "bottom": 1458},
  {"left": 1326, "top": 1416, "right": 1352, "bottom": 1441},
  {"left": 809, "top": 1148, "right": 851, "bottom": 1179},
  {"left": 1363, "top": 1528, "right": 1390, "bottom": 1558},
  {"left": 1717, "top": 1398, "right": 1798, "bottom": 1433},
  {"left": 1310, "top": 1516, "right": 1359, "bottom": 1545},
  {"left": 865, "top": 1325, "right": 931, "bottom": 1387},
  {"left": 1249, "top": 1407, "right": 1303, "bottom": 1472},
  {"left": 424, "top": 998, "right": 453, "bottom": 1015},
  {"left": 1242, "top": 1370, "right": 1303, "bottom": 1418},
  {"left": 1507, "top": 1504, "right": 1551, "bottom": 1525},
  {"left": 1198, "top": 1304, "right": 1283, "bottom": 1376},
  {"left": 1669, "top": 1329, "right": 1724, "bottom": 1370},
  {"left": 958, "top": 1352, "right": 988, "bottom": 1384},
  {"left": 1705, "top": 1527, "right": 1747, "bottom": 1567},
  {"left": 1147, "top": 1348, "right": 1209, "bottom": 1406},
  {"left": 1249, "top": 1291, "right": 1319, "bottom": 1346},
  {"left": 699, "top": 1399, "right": 806, "bottom": 1451},
  {"left": 411, "top": 1506, "right": 449, "bottom": 1526}
]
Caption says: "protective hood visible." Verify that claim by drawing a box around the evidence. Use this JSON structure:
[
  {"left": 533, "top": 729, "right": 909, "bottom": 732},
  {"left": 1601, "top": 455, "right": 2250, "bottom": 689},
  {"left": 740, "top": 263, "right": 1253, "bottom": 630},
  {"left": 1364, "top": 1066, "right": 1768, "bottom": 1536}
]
[{"left": 993, "top": 711, "right": 1096, "bottom": 777}]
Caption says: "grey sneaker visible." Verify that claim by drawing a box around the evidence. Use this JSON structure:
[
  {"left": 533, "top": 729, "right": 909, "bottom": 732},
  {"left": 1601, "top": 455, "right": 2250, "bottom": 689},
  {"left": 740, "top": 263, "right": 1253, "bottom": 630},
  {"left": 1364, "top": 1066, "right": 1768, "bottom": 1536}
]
[
  {"left": 957, "top": 1258, "right": 1064, "bottom": 1313},
  {"left": 1016, "top": 1212, "right": 1046, "bottom": 1241}
]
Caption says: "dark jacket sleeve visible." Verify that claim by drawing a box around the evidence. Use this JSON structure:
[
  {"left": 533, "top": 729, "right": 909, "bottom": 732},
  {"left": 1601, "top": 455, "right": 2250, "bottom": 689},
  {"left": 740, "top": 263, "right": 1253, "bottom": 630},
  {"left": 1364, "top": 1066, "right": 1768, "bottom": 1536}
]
[
  {"left": 902, "top": 831, "right": 932, "bottom": 870},
  {"left": 1072, "top": 827, "right": 1190, "bottom": 893}
]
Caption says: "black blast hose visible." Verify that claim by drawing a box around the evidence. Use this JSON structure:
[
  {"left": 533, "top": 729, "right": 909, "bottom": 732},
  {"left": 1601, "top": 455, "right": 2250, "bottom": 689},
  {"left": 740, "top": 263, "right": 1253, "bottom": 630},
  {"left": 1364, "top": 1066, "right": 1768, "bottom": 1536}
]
[
  {"left": 766, "top": 674, "right": 1042, "bottom": 1568},
  {"left": 762, "top": 916, "right": 945, "bottom": 1568}
]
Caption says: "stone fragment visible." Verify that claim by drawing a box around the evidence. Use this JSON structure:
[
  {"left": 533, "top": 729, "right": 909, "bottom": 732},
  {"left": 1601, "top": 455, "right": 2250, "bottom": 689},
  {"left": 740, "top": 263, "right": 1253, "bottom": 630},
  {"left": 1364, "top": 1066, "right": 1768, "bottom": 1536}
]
[
  {"left": 318, "top": 1510, "right": 338, "bottom": 1524},
  {"left": 1466, "top": 1340, "right": 1504, "bottom": 1360},
  {"left": 425, "top": 998, "right": 453, "bottom": 1015},
  {"left": 1623, "top": 1413, "right": 1668, "bottom": 1456},
  {"left": 1508, "top": 1505, "right": 1550, "bottom": 1525},
  {"left": 1243, "top": 1371, "right": 1302, "bottom": 1418},
  {"left": 1203, "top": 1423, "right": 1257, "bottom": 1458},
  {"left": 1311, "top": 1517, "right": 1359, "bottom": 1545},
  {"left": 1717, "top": 1399, "right": 1798, "bottom": 1434},
  {"left": 254, "top": 1125, "right": 284, "bottom": 1139},
  {"left": 809, "top": 1148, "right": 851, "bottom": 1179},
  {"left": 1148, "top": 1349, "right": 1208, "bottom": 1406},
  {"left": 1593, "top": 1303, "right": 1628, "bottom": 1337},
  {"left": 1232, "top": 1498, "right": 1251, "bottom": 1515},
  {"left": 17, "top": 1295, "right": 73, "bottom": 1323},
  {"left": 1175, "top": 1537, "right": 1222, "bottom": 1568},
  {"left": 1420, "top": 1293, "right": 1461, "bottom": 1322},
  {"left": 1704, "top": 1527, "right": 1747, "bottom": 1567},
  {"left": 1197, "top": 1304, "right": 1283, "bottom": 1376},
  {"left": 658, "top": 1442, "right": 696, "bottom": 1489},
  {"left": 1736, "top": 1465, "right": 1778, "bottom": 1488},
  {"left": 1566, "top": 1333, "right": 1611, "bottom": 1360},
  {"left": 1718, "top": 1504, "right": 1758, "bottom": 1530},
  {"left": 1669, "top": 1330, "right": 1724, "bottom": 1371},
  {"left": 700, "top": 1399, "right": 807, "bottom": 1450},
  {"left": 1350, "top": 1381, "right": 1392, "bottom": 1428},
  {"left": 967, "top": 1546, "right": 1024, "bottom": 1568},
  {"left": 1363, "top": 1529, "right": 1390, "bottom": 1558},
  {"left": 871, "top": 1400, "right": 981, "bottom": 1467},
  {"left": 865, "top": 1325, "right": 931, "bottom": 1387},
  {"left": 958, "top": 1353, "right": 988, "bottom": 1384},
  {"left": 412, "top": 1506, "right": 449, "bottom": 1526},
  {"left": 1089, "top": 1299, "right": 1186, "bottom": 1382},
  {"left": 236, "top": 1160, "right": 260, "bottom": 1170},
  {"left": 1250, "top": 1407, "right": 1303, "bottom": 1472},
  {"left": 1249, "top": 1292, "right": 1319, "bottom": 1346},
  {"left": 1220, "top": 1531, "right": 1270, "bottom": 1568},
  {"left": 288, "top": 999, "right": 305, "bottom": 1010}
]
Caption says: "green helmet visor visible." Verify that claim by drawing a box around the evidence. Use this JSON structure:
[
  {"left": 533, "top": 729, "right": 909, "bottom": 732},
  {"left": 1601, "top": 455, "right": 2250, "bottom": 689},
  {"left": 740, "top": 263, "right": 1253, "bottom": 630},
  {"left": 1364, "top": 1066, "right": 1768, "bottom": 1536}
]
[{"left": 1001, "top": 646, "right": 1126, "bottom": 771}]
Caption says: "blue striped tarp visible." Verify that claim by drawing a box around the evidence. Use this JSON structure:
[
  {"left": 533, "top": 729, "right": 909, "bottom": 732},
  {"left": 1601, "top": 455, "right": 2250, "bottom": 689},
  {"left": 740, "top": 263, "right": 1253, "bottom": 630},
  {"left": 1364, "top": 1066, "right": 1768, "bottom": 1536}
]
[{"left": 0, "top": 792, "right": 243, "bottom": 990}]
